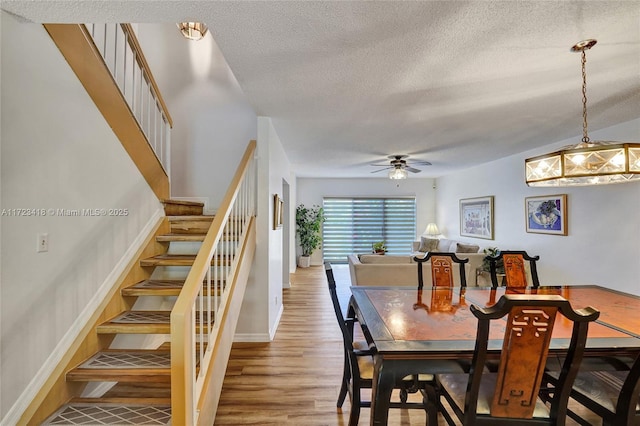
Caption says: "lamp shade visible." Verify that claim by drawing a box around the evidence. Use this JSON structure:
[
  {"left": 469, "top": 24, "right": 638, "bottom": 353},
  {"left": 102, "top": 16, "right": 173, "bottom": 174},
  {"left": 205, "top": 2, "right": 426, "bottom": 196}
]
[{"left": 424, "top": 223, "right": 440, "bottom": 237}]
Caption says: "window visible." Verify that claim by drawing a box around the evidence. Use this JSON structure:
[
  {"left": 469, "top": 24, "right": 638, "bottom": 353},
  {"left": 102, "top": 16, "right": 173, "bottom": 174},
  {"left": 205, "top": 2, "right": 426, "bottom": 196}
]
[{"left": 323, "top": 197, "right": 416, "bottom": 263}]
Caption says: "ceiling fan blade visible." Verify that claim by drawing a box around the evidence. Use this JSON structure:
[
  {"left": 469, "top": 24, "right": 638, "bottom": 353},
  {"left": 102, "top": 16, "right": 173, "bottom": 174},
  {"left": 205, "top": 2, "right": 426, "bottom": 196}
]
[
  {"left": 407, "top": 160, "right": 432, "bottom": 166},
  {"left": 405, "top": 166, "right": 422, "bottom": 173},
  {"left": 370, "top": 167, "right": 392, "bottom": 173}
]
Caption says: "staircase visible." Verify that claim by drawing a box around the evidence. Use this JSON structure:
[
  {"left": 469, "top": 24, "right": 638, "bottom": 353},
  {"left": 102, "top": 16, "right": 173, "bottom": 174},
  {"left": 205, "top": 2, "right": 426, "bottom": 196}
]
[
  {"left": 25, "top": 24, "right": 258, "bottom": 425},
  {"left": 41, "top": 200, "right": 208, "bottom": 425}
]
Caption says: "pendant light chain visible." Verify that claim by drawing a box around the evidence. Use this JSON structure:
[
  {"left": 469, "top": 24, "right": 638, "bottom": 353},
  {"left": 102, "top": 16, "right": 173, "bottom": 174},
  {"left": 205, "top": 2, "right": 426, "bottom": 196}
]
[{"left": 581, "top": 49, "right": 590, "bottom": 143}]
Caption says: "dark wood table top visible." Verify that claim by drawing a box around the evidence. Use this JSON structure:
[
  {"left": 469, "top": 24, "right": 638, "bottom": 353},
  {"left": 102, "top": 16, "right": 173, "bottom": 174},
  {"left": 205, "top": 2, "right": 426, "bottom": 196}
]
[{"left": 349, "top": 285, "right": 640, "bottom": 357}]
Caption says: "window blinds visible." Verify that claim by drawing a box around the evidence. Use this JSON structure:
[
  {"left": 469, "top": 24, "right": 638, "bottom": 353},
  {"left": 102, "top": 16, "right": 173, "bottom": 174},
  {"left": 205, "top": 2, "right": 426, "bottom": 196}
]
[{"left": 322, "top": 197, "right": 416, "bottom": 263}]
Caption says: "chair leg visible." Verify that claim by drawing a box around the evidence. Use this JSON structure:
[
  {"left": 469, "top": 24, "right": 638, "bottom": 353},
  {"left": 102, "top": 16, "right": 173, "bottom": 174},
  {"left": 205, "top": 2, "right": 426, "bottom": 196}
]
[
  {"left": 422, "top": 384, "right": 439, "bottom": 425},
  {"left": 348, "top": 390, "right": 361, "bottom": 426},
  {"left": 337, "top": 350, "right": 349, "bottom": 407}
]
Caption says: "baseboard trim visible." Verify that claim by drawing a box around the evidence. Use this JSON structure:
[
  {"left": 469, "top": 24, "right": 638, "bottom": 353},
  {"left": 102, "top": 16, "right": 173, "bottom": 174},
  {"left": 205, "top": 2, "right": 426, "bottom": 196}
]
[
  {"left": 2, "top": 207, "right": 164, "bottom": 426},
  {"left": 269, "top": 303, "right": 284, "bottom": 340},
  {"left": 232, "top": 332, "right": 272, "bottom": 343},
  {"left": 231, "top": 301, "right": 283, "bottom": 343}
]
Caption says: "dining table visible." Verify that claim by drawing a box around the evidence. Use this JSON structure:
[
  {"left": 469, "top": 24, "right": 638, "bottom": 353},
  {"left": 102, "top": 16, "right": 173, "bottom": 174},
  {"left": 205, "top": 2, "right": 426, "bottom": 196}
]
[{"left": 347, "top": 285, "right": 640, "bottom": 426}]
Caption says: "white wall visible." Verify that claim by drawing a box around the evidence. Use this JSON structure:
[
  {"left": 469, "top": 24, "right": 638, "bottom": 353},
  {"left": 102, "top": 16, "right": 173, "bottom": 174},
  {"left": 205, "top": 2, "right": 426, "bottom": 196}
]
[
  {"left": 135, "top": 24, "right": 258, "bottom": 212},
  {"left": 234, "top": 117, "right": 295, "bottom": 341},
  {"left": 136, "top": 27, "right": 295, "bottom": 341},
  {"left": 0, "top": 14, "right": 162, "bottom": 421},
  {"left": 436, "top": 119, "right": 640, "bottom": 295},
  {"left": 297, "top": 177, "right": 437, "bottom": 263}
]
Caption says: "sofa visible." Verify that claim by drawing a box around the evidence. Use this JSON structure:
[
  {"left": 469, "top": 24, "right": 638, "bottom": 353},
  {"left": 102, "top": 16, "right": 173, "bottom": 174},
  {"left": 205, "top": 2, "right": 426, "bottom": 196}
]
[{"left": 348, "top": 237, "right": 488, "bottom": 287}]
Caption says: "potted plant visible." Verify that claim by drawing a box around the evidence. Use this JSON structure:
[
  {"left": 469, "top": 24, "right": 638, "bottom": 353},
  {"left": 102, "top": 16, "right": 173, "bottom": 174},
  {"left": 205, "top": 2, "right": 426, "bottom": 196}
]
[
  {"left": 372, "top": 240, "right": 387, "bottom": 255},
  {"left": 295, "top": 204, "right": 325, "bottom": 267},
  {"left": 482, "top": 247, "right": 504, "bottom": 273}
]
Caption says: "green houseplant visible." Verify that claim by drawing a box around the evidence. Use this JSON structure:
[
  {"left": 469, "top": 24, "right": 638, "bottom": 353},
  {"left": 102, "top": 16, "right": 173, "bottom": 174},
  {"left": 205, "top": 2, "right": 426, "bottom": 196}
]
[
  {"left": 482, "top": 247, "right": 504, "bottom": 273},
  {"left": 295, "top": 204, "right": 325, "bottom": 267},
  {"left": 372, "top": 240, "right": 387, "bottom": 254}
]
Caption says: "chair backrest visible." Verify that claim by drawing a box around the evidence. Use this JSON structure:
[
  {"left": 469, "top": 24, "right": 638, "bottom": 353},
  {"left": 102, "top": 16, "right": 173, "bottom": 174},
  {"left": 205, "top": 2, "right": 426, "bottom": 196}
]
[
  {"left": 413, "top": 252, "right": 469, "bottom": 289},
  {"left": 466, "top": 294, "right": 599, "bottom": 421},
  {"left": 413, "top": 287, "right": 467, "bottom": 314},
  {"left": 488, "top": 250, "right": 540, "bottom": 288},
  {"left": 325, "top": 262, "right": 351, "bottom": 345}
]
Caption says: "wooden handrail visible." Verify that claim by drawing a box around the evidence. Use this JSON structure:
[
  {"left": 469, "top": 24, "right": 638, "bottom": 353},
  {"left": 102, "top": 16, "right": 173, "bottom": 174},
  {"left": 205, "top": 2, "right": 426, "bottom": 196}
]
[
  {"left": 44, "top": 23, "right": 170, "bottom": 200},
  {"left": 120, "top": 24, "right": 173, "bottom": 128},
  {"left": 171, "top": 140, "right": 256, "bottom": 424}
]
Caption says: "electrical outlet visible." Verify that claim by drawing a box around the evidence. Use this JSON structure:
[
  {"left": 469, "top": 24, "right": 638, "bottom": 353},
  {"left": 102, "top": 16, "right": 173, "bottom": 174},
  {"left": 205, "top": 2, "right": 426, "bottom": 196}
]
[{"left": 37, "top": 233, "right": 48, "bottom": 252}]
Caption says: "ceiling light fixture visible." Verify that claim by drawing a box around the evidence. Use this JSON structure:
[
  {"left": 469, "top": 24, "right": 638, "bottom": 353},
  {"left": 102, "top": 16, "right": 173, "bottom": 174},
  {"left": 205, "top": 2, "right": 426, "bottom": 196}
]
[
  {"left": 177, "top": 22, "right": 209, "bottom": 41},
  {"left": 388, "top": 168, "right": 408, "bottom": 180},
  {"left": 525, "top": 39, "right": 640, "bottom": 186}
]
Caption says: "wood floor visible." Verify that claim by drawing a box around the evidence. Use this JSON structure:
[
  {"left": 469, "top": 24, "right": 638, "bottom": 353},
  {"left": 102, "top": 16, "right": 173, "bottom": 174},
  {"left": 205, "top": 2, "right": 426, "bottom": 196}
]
[{"left": 214, "top": 264, "right": 600, "bottom": 425}]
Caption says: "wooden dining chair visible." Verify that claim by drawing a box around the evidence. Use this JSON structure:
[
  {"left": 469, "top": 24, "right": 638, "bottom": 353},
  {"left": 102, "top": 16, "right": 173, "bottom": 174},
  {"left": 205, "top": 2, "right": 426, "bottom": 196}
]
[
  {"left": 413, "top": 252, "right": 469, "bottom": 289},
  {"left": 434, "top": 294, "right": 599, "bottom": 425},
  {"left": 324, "top": 262, "right": 437, "bottom": 425},
  {"left": 488, "top": 250, "right": 540, "bottom": 288},
  {"left": 543, "top": 353, "right": 640, "bottom": 425}
]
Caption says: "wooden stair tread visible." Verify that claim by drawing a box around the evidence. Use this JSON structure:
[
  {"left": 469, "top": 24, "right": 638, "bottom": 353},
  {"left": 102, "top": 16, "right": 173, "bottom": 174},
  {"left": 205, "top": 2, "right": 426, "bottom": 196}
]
[
  {"left": 101, "top": 383, "right": 172, "bottom": 400},
  {"left": 168, "top": 215, "right": 213, "bottom": 221},
  {"left": 68, "top": 368, "right": 170, "bottom": 382},
  {"left": 68, "top": 349, "right": 201, "bottom": 383},
  {"left": 156, "top": 233, "right": 207, "bottom": 242},
  {"left": 168, "top": 217, "right": 214, "bottom": 233},
  {"left": 72, "top": 349, "right": 170, "bottom": 369},
  {"left": 122, "top": 279, "right": 185, "bottom": 296},
  {"left": 162, "top": 199, "right": 204, "bottom": 216},
  {"left": 98, "top": 311, "right": 171, "bottom": 334},
  {"left": 71, "top": 396, "right": 172, "bottom": 404},
  {"left": 162, "top": 199, "right": 204, "bottom": 207},
  {"left": 98, "top": 311, "right": 211, "bottom": 334},
  {"left": 140, "top": 254, "right": 230, "bottom": 267},
  {"left": 122, "top": 279, "right": 223, "bottom": 297},
  {"left": 43, "top": 400, "right": 171, "bottom": 425}
]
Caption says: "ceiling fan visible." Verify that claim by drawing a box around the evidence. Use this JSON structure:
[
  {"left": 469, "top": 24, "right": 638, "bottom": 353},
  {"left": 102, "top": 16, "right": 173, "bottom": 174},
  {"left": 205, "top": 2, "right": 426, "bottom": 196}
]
[{"left": 371, "top": 155, "right": 432, "bottom": 179}]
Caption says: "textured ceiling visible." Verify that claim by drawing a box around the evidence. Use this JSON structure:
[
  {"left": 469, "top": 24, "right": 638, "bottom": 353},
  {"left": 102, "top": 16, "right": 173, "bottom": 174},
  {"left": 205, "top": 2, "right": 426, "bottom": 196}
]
[{"left": 3, "top": 1, "right": 640, "bottom": 178}]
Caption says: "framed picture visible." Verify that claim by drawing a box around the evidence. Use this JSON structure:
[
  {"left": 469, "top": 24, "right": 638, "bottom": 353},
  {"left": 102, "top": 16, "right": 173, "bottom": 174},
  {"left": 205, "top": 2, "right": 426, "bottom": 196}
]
[
  {"left": 460, "top": 196, "right": 494, "bottom": 240},
  {"left": 525, "top": 194, "right": 567, "bottom": 235},
  {"left": 273, "top": 194, "right": 284, "bottom": 230}
]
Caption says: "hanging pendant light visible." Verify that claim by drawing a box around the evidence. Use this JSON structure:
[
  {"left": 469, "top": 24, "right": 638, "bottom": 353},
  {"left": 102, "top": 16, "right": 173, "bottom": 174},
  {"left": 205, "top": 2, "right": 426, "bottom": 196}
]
[
  {"left": 525, "top": 39, "right": 640, "bottom": 186},
  {"left": 177, "top": 22, "right": 208, "bottom": 41}
]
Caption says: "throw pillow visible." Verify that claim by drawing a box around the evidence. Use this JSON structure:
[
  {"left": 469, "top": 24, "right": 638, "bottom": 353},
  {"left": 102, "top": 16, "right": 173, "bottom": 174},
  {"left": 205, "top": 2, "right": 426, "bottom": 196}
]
[
  {"left": 456, "top": 243, "right": 480, "bottom": 253},
  {"left": 437, "top": 239, "right": 455, "bottom": 252},
  {"left": 418, "top": 237, "right": 439, "bottom": 252}
]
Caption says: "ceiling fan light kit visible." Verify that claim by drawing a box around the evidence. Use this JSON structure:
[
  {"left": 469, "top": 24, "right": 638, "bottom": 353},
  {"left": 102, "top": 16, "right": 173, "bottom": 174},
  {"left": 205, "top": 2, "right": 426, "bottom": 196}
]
[
  {"left": 388, "top": 168, "right": 408, "bottom": 180},
  {"left": 525, "top": 39, "right": 640, "bottom": 187},
  {"left": 370, "top": 155, "right": 432, "bottom": 179}
]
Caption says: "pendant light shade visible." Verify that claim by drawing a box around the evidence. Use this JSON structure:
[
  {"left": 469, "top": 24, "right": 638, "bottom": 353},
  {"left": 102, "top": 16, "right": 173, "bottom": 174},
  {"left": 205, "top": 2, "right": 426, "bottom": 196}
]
[{"left": 525, "top": 40, "right": 640, "bottom": 187}]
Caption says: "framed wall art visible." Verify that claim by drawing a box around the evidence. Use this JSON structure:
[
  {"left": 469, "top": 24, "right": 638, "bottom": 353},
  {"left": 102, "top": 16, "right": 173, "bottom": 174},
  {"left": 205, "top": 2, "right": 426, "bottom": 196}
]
[
  {"left": 273, "top": 194, "right": 284, "bottom": 230},
  {"left": 460, "top": 196, "right": 494, "bottom": 240},
  {"left": 525, "top": 194, "right": 567, "bottom": 235}
]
